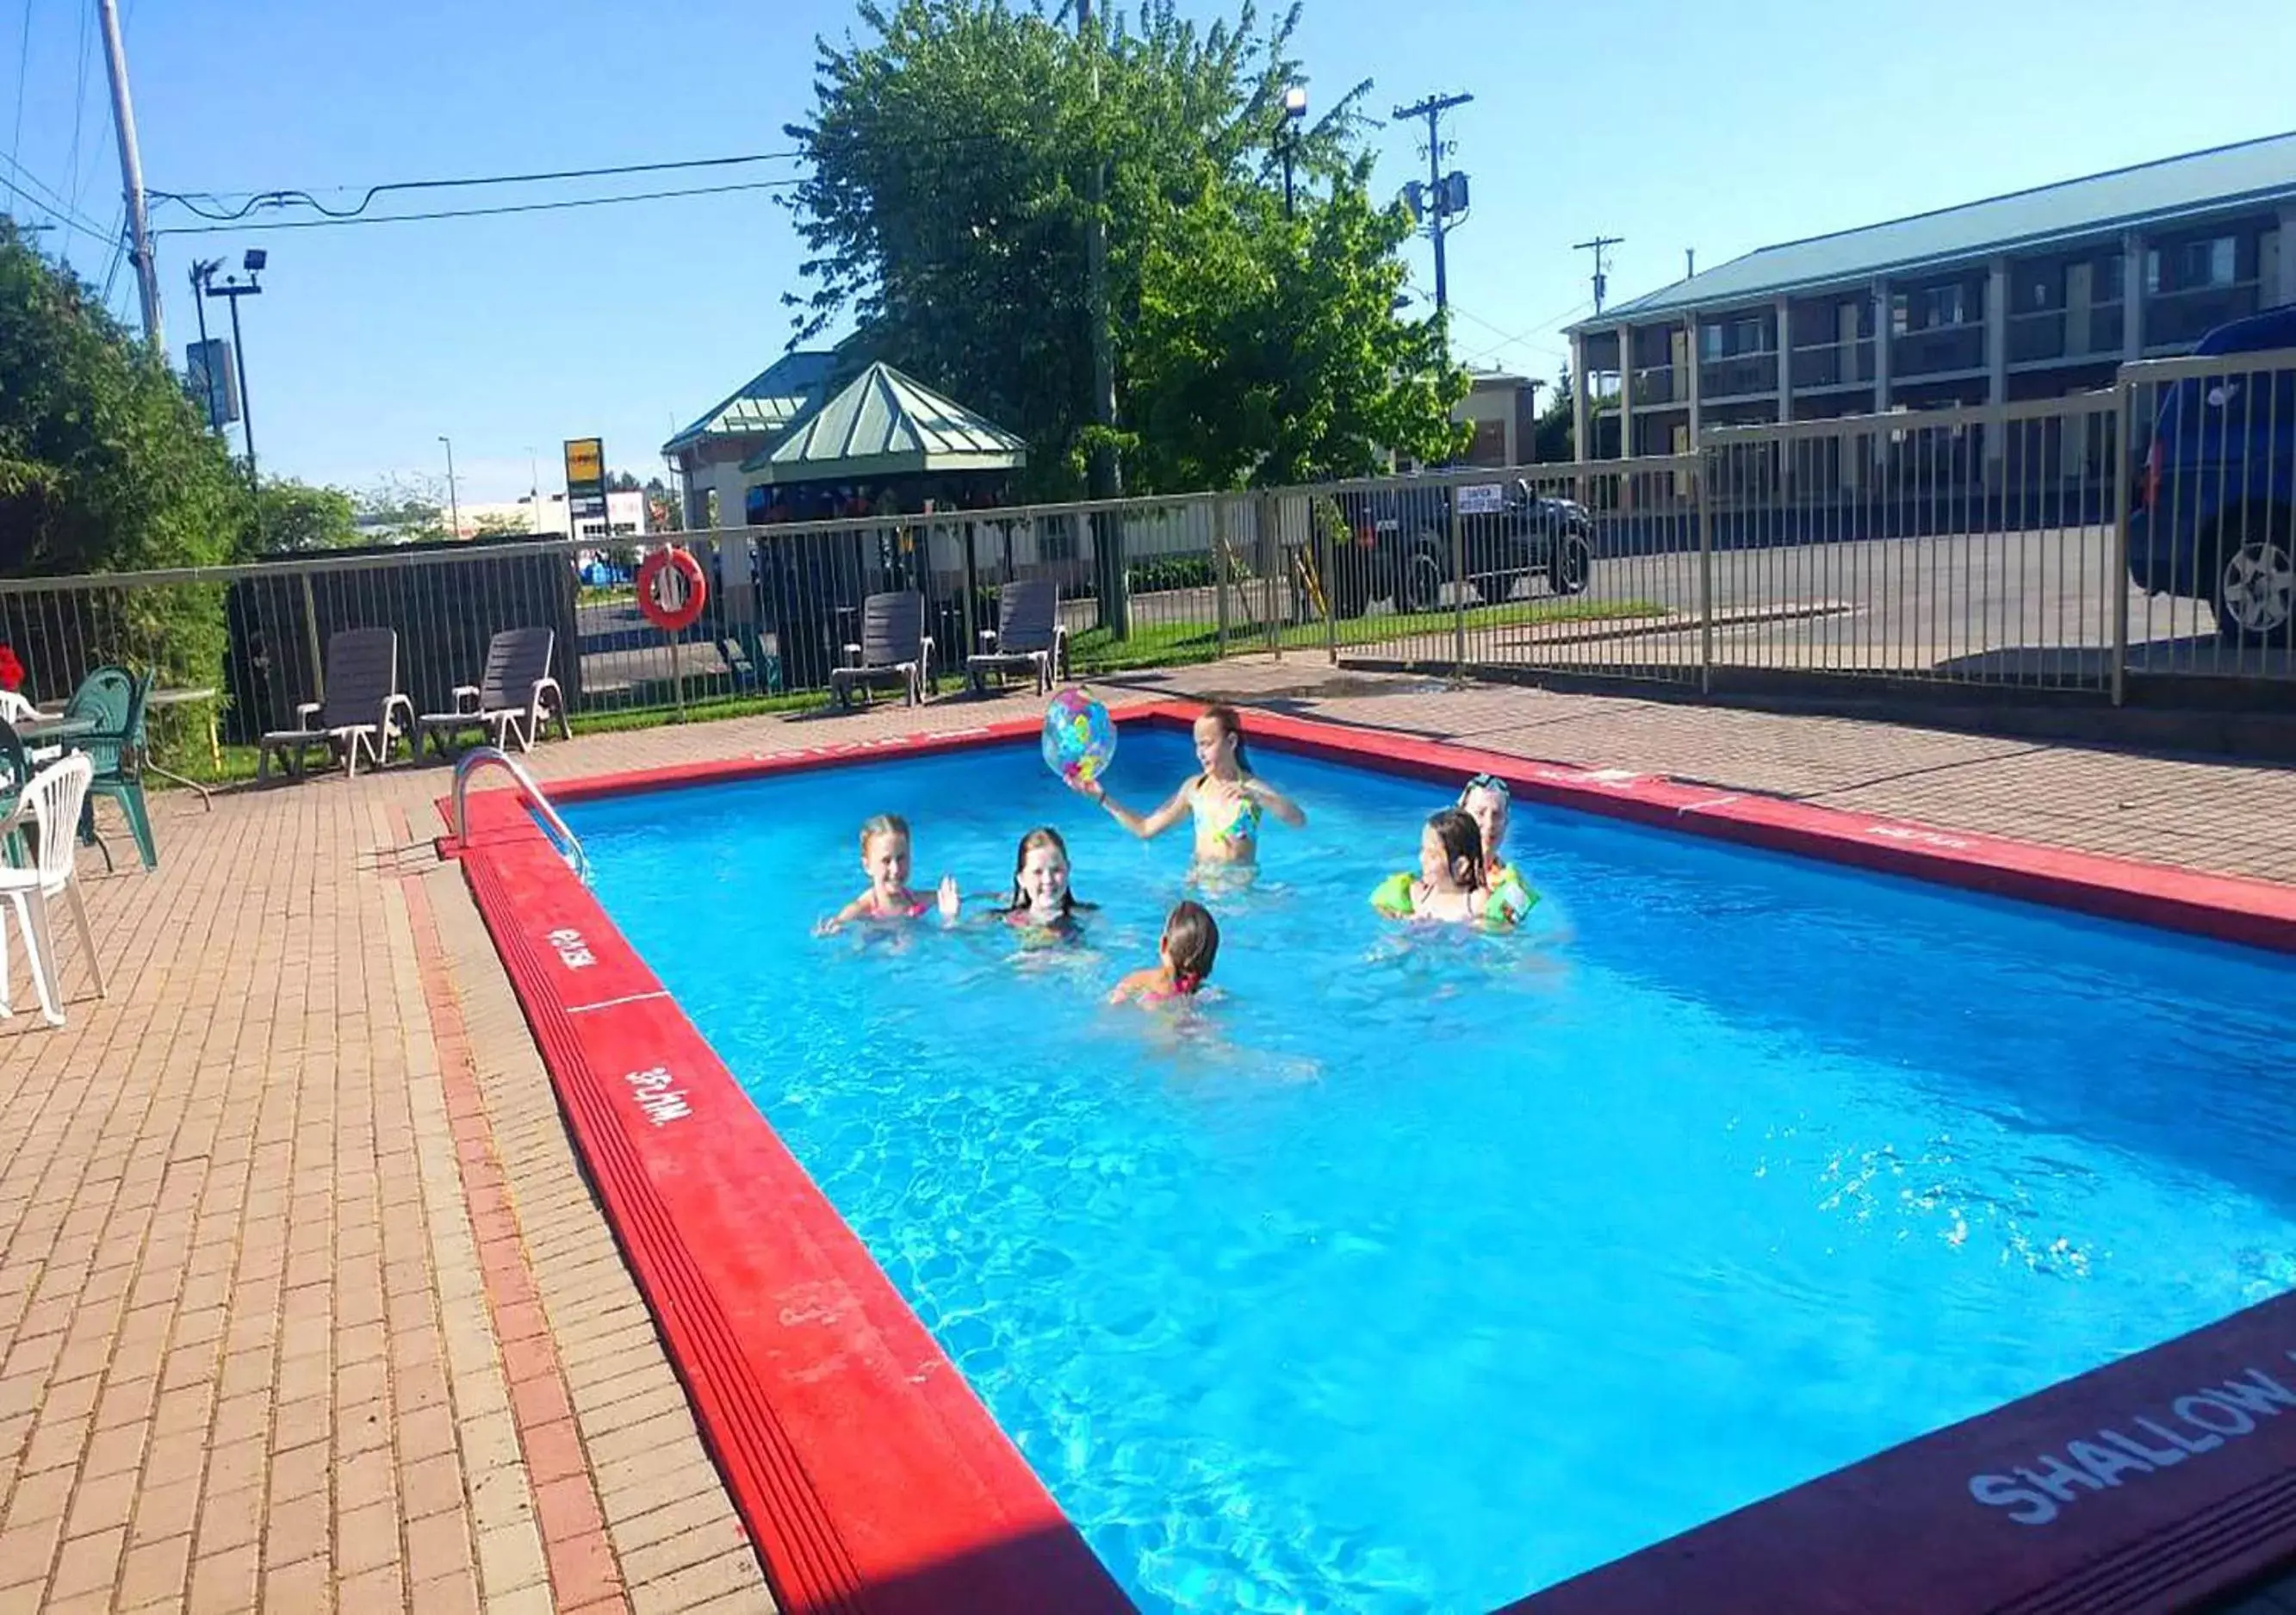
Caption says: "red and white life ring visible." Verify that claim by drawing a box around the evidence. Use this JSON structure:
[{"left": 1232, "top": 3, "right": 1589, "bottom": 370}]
[{"left": 636, "top": 547, "right": 709, "bottom": 632}]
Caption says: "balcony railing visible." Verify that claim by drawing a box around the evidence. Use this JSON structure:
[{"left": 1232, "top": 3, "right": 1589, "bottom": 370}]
[
  {"left": 2006, "top": 304, "right": 2129, "bottom": 365},
  {"left": 2144, "top": 281, "right": 2262, "bottom": 349},
  {"left": 1699, "top": 351, "right": 1778, "bottom": 400},
  {"left": 1790, "top": 340, "right": 1876, "bottom": 390},
  {"left": 1630, "top": 364, "right": 1679, "bottom": 407},
  {"left": 1890, "top": 324, "right": 1985, "bottom": 378}
]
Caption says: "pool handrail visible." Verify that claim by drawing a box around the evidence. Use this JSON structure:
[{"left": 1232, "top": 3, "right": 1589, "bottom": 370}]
[{"left": 451, "top": 745, "right": 590, "bottom": 884}]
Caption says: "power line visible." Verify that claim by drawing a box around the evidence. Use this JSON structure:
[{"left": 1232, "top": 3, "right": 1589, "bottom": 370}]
[
  {"left": 62, "top": 0, "right": 91, "bottom": 259},
  {"left": 0, "top": 158, "right": 115, "bottom": 245},
  {"left": 1410, "top": 280, "right": 1585, "bottom": 370},
  {"left": 8, "top": 0, "right": 33, "bottom": 190},
  {"left": 95, "top": 206, "right": 126, "bottom": 305},
  {"left": 1, "top": 145, "right": 109, "bottom": 232},
  {"left": 151, "top": 174, "right": 804, "bottom": 237},
  {"left": 148, "top": 146, "right": 805, "bottom": 222}
]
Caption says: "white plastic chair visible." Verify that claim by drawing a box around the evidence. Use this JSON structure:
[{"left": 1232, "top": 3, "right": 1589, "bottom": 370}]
[
  {"left": 0, "top": 754, "right": 106, "bottom": 1027},
  {"left": 0, "top": 691, "right": 37, "bottom": 724}
]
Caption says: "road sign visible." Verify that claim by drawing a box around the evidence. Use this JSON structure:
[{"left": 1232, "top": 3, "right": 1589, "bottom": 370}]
[{"left": 564, "top": 437, "right": 608, "bottom": 525}]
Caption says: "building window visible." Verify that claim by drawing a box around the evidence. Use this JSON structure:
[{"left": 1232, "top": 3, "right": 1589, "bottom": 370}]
[
  {"left": 1699, "top": 315, "right": 1768, "bottom": 359},
  {"left": 2013, "top": 262, "right": 2063, "bottom": 311},
  {"left": 2146, "top": 236, "right": 2238, "bottom": 294},
  {"left": 1465, "top": 418, "right": 1508, "bottom": 467},
  {"left": 1891, "top": 283, "right": 1971, "bottom": 335}
]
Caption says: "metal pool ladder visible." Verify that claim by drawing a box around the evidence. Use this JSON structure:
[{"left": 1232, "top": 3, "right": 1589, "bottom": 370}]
[{"left": 451, "top": 745, "right": 591, "bottom": 884}]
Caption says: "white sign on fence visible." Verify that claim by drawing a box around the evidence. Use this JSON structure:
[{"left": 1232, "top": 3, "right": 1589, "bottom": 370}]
[{"left": 1456, "top": 484, "right": 1505, "bottom": 515}]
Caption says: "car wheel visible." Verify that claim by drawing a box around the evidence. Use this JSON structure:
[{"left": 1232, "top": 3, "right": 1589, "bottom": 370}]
[
  {"left": 1403, "top": 546, "right": 1446, "bottom": 615},
  {"left": 2213, "top": 512, "right": 2294, "bottom": 645},
  {"left": 1550, "top": 531, "right": 1593, "bottom": 597}
]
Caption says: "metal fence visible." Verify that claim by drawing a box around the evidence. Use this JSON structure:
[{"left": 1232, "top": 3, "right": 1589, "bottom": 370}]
[{"left": 0, "top": 350, "right": 2288, "bottom": 778}]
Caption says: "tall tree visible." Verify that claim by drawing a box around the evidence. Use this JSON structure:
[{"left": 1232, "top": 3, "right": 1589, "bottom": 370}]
[
  {"left": 1126, "top": 171, "right": 1465, "bottom": 488},
  {"left": 251, "top": 479, "right": 361, "bottom": 554},
  {"left": 0, "top": 221, "right": 247, "bottom": 704},
  {"left": 784, "top": 0, "right": 1461, "bottom": 497},
  {"left": 0, "top": 219, "right": 246, "bottom": 578}
]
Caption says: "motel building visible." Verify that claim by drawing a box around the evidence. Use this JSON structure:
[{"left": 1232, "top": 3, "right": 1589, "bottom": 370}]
[{"left": 1568, "top": 131, "right": 2296, "bottom": 466}]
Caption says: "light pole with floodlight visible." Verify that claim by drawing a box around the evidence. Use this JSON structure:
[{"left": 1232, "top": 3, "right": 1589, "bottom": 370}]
[
  {"left": 1278, "top": 85, "right": 1308, "bottom": 218},
  {"left": 201, "top": 249, "right": 267, "bottom": 500}
]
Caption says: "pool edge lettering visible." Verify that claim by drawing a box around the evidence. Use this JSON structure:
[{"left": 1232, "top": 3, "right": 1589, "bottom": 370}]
[
  {"left": 624, "top": 1065, "right": 692, "bottom": 1127},
  {"left": 548, "top": 928, "right": 597, "bottom": 969},
  {"left": 1965, "top": 1355, "right": 2296, "bottom": 1525}
]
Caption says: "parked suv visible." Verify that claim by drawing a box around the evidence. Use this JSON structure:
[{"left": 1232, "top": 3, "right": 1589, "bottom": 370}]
[
  {"left": 2125, "top": 303, "right": 2296, "bottom": 644},
  {"left": 1324, "top": 477, "right": 1595, "bottom": 618}
]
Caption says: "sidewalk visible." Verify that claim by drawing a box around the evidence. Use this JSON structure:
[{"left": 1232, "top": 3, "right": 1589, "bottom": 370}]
[{"left": 2, "top": 668, "right": 2289, "bottom": 1612}]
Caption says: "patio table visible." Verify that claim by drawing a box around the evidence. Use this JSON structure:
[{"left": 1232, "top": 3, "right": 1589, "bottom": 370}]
[
  {"left": 145, "top": 686, "right": 220, "bottom": 807},
  {"left": 3, "top": 713, "right": 96, "bottom": 860}
]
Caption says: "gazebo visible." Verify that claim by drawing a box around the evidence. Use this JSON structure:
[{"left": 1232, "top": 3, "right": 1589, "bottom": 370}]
[
  {"left": 724, "top": 363, "right": 1028, "bottom": 689},
  {"left": 737, "top": 362, "right": 1027, "bottom": 525}
]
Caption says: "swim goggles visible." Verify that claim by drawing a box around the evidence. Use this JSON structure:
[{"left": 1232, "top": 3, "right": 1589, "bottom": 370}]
[{"left": 1460, "top": 772, "right": 1511, "bottom": 803}]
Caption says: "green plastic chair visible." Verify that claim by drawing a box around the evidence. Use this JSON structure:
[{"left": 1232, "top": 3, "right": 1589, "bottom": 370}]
[
  {"left": 0, "top": 717, "right": 28, "bottom": 867},
  {"left": 64, "top": 666, "right": 158, "bottom": 871}
]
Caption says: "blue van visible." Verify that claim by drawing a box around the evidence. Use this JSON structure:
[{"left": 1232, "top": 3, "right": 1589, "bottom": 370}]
[{"left": 2125, "top": 303, "right": 2296, "bottom": 644}]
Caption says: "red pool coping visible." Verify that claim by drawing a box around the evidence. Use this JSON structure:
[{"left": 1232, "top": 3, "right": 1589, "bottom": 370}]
[{"left": 441, "top": 702, "right": 2296, "bottom": 1615}]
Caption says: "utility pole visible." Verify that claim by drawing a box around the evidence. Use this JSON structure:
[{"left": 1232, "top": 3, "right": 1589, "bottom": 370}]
[
  {"left": 96, "top": 0, "right": 162, "bottom": 350},
  {"left": 1575, "top": 234, "right": 1623, "bottom": 315},
  {"left": 1393, "top": 92, "right": 1472, "bottom": 319},
  {"left": 1076, "top": 0, "right": 1127, "bottom": 636},
  {"left": 439, "top": 437, "right": 462, "bottom": 538}
]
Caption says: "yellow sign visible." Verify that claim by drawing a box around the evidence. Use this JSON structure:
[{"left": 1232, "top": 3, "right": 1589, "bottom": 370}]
[{"left": 563, "top": 438, "right": 605, "bottom": 487}]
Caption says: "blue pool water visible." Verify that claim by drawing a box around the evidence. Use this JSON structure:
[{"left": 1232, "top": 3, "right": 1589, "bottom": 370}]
[{"left": 563, "top": 731, "right": 2296, "bottom": 1613}]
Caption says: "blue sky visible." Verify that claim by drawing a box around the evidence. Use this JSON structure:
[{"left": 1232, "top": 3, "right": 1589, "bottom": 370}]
[{"left": 5, "top": 0, "right": 2293, "bottom": 502}]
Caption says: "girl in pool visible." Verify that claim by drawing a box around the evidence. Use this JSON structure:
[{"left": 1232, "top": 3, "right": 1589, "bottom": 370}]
[
  {"left": 822, "top": 813, "right": 959, "bottom": 932},
  {"left": 1372, "top": 807, "right": 1518, "bottom": 927},
  {"left": 997, "top": 826, "right": 1094, "bottom": 941},
  {"left": 1109, "top": 900, "right": 1220, "bottom": 1005},
  {"left": 1076, "top": 704, "right": 1305, "bottom": 871}
]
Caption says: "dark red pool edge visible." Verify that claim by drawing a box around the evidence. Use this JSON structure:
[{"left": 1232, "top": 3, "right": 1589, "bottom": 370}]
[{"left": 440, "top": 701, "right": 2296, "bottom": 1615}]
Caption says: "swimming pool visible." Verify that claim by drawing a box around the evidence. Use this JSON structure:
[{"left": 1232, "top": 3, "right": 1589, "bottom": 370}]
[{"left": 542, "top": 719, "right": 2296, "bottom": 1614}]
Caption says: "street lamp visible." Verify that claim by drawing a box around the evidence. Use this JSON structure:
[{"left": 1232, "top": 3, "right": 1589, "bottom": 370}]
[
  {"left": 1279, "top": 85, "right": 1307, "bottom": 218},
  {"left": 201, "top": 250, "right": 266, "bottom": 500},
  {"left": 438, "top": 436, "right": 462, "bottom": 539}
]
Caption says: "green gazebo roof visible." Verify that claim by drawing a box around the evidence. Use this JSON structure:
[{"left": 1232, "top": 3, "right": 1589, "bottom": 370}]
[
  {"left": 738, "top": 362, "right": 1027, "bottom": 483},
  {"left": 661, "top": 350, "right": 839, "bottom": 455}
]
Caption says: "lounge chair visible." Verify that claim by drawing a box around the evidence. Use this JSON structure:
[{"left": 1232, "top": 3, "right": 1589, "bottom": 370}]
[
  {"left": 413, "top": 627, "right": 570, "bottom": 758},
  {"left": 828, "top": 591, "right": 934, "bottom": 709},
  {"left": 258, "top": 627, "right": 415, "bottom": 782},
  {"left": 0, "top": 753, "right": 105, "bottom": 1027},
  {"left": 966, "top": 578, "right": 1068, "bottom": 695}
]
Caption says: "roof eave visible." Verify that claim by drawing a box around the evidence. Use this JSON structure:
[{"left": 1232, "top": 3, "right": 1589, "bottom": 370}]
[
  {"left": 1567, "top": 177, "right": 2296, "bottom": 334},
  {"left": 748, "top": 448, "right": 1027, "bottom": 487}
]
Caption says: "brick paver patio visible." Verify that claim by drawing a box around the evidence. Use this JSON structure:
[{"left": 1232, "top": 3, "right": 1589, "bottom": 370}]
[{"left": 3, "top": 665, "right": 2291, "bottom": 1612}]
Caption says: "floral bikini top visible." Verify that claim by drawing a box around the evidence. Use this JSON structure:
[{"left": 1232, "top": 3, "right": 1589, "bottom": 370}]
[{"left": 1191, "top": 777, "right": 1261, "bottom": 851}]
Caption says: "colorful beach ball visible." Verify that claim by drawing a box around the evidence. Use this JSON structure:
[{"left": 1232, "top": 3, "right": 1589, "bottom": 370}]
[{"left": 1041, "top": 688, "right": 1117, "bottom": 787}]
